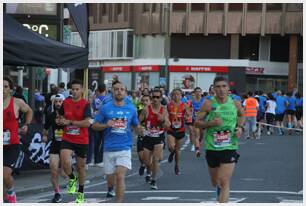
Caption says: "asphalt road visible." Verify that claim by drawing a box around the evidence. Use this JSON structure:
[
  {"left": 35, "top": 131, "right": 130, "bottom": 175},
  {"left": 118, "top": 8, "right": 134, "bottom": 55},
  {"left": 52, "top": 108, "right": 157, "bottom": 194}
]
[{"left": 19, "top": 133, "right": 303, "bottom": 203}]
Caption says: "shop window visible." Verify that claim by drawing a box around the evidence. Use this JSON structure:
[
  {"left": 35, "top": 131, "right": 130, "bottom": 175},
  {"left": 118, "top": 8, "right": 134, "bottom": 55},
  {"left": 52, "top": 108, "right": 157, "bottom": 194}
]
[
  {"left": 239, "top": 35, "right": 259, "bottom": 60},
  {"left": 191, "top": 3, "right": 205, "bottom": 11},
  {"left": 210, "top": 3, "right": 224, "bottom": 11},
  {"left": 247, "top": 3, "right": 262, "bottom": 11},
  {"left": 173, "top": 3, "right": 187, "bottom": 11},
  {"left": 286, "top": 3, "right": 302, "bottom": 12},
  {"left": 266, "top": 3, "right": 282, "bottom": 11},
  {"left": 270, "top": 35, "right": 289, "bottom": 62},
  {"left": 228, "top": 3, "right": 243, "bottom": 11}
]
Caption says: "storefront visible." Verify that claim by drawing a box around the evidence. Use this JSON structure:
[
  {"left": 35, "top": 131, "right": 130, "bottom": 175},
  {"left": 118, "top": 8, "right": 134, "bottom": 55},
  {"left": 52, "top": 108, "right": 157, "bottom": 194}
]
[
  {"left": 101, "top": 66, "right": 132, "bottom": 90},
  {"left": 168, "top": 65, "right": 228, "bottom": 92},
  {"left": 133, "top": 65, "right": 160, "bottom": 90}
]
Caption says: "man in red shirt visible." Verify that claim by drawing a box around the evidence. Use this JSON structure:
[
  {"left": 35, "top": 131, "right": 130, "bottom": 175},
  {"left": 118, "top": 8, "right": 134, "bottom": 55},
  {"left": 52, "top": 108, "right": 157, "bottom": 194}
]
[
  {"left": 58, "top": 79, "right": 91, "bottom": 203},
  {"left": 3, "top": 76, "right": 33, "bottom": 203}
]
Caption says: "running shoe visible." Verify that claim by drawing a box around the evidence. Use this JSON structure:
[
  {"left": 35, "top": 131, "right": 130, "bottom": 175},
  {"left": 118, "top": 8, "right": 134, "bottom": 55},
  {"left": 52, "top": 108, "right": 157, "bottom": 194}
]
[
  {"left": 174, "top": 165, "right": 179, "bottom": 175},
  {"left": 6, "top": 194, "right": 17, "bottom": 203},
  {"left": 75, "top": 192, "right": 85, "bottom": 203},
  {"left": 150, "top": 180, "right": 158, "bottom": 190},
  {"left": 139, "top": 165, "right": 145, "bottom": 176},
  {"left": 168, "top": 152, "right": 175, "bottom": 163},
  {"left": 145, "top": 175, "right": 152, "bottom": 183},
  {"left": 191, "top": 145, "right": 195, "bottom": 152},
  {"left": 195, "top": 149, "right": 201, "bottom": 158},
  {"left": 94, "top": 162, "right": 104, "bottom": 167},
  {"left": 106, "top": 190, "right": 115, "bottom": 198},
  {"left": 52, "top": 193, "right": 62, "bottom": 203},
  {"left": 68, "top": 177, "right": 78, "bottom": 194}
]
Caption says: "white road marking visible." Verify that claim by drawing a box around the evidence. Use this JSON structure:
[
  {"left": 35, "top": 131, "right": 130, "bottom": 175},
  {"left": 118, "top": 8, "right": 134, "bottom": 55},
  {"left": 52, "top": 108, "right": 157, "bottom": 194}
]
[
  {"left": 277, "top": 197, "right": 303, "bottom": 203},
  {"left": 201, "top": 197, "right": 246, "bottom": 203},
  {"left": 298, "top": 190, "right": 303, "bottom": 194},
  {"left": 241, "top": 178, "right": 264, "bottom": 181},
  {"left": 142, "top": 197, "right": 179, "bottom": 200}
]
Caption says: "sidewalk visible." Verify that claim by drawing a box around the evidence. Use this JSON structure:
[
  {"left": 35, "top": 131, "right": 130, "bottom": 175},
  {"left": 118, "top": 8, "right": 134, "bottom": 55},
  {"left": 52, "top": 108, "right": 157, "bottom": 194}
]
[{"left": 14, "top": 165, "right": 105, "bottom": 197}]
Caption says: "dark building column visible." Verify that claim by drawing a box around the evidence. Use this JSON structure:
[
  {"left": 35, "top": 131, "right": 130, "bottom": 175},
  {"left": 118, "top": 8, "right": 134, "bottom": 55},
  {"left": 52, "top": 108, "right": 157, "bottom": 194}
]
[
  {"left": 230, "top": 34, "right": 239, "bottom": 59},
  {"left": 228, "top": 67, "right": 246, "bottom": 95},
  {"left": 288, "top": 34, "right": 298, "bottom": 92}
]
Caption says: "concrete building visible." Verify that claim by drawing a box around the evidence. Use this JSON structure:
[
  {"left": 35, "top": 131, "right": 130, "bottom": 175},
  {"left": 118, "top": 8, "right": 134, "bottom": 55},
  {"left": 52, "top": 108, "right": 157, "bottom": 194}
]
[{"left": 68, "top": 3, "right": 303, "bottom": 94}]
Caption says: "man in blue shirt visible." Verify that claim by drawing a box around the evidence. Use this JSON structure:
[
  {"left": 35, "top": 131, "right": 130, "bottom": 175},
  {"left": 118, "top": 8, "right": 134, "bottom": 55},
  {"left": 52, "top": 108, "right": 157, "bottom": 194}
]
[
  {"left": 285, "top": 91, "right": 296, "bottom": 134},
  {"left": 92, "top": 81, "right": 143, "bottom": 203},
  {"left": 275, "top": 90, "right": 288, "bottom": 135}
]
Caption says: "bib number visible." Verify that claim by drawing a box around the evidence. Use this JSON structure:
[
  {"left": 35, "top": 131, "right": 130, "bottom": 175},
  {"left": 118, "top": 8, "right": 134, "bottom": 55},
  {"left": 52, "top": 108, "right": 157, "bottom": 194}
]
[
  {"left": 111, "top": 118, "right": 127, "bottom": 134},
  {"left": 66, "top": 126, "right": 80, "bottom": 136},
  {"left": 54, "top": 129, "right": 63, "bottom": 141},
  {"left": 3, "top": 130, "right": 11, "bottom": 145},
  {"left": 213, "top": 131, "right": 231, "bottom": 148}
]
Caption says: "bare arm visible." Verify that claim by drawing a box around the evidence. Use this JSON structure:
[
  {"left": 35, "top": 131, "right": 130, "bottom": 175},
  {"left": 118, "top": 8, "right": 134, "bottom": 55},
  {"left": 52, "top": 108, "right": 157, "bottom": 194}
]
[
  {"left": 161, "top": 107, "right": 171, "bottom": 128},
  {"left": 195, "top": 100, "right": 223, "bottom": 129},
  {"left": 234, "top": 100, "right": 245, "bottom": 127},
  {"left": 138, "top": 107, "right": 147, "bottom": 123},
  {"left": 16, "top": 98, "right": 33, "bottom": 125},
  {"left": 92, "top": 121, "right": 110, "bottom": 131}
]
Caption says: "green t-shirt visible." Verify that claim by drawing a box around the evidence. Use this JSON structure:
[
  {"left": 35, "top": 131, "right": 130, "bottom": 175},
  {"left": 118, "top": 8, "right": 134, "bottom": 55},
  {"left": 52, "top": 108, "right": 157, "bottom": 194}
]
[{"left": 205, "top": 96, "right": 238, "bottom": 151}]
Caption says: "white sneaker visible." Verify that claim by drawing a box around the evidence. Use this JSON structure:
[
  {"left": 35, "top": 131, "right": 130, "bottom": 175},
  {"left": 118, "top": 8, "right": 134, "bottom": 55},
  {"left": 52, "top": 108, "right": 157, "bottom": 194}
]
[
  {"left": 95, "top": 162, "right": 104, "bottom": 167},
  {"left": 191, "top": 145, "right": 195, "bottom": 152},
  {"left": 87, "top": 162, "right": 94, "bottom": 166},
  {"left": 267, "top": 131, "right": 271, "bottom": 135}
]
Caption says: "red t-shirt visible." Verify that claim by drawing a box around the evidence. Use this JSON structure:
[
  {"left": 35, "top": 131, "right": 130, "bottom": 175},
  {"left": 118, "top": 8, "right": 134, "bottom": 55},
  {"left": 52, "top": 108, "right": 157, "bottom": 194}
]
[
  {"left": 167, "top": 101, "right": 185, "bottom": 132},
  {"left": 62, "top": 98, "right": 91, "bottom": 144},
  {"left": 144, "top": 105, "right": 165, "bottom": 137},
  {"left": 3, "top": 97, "right": 19, "bottom": 145}
]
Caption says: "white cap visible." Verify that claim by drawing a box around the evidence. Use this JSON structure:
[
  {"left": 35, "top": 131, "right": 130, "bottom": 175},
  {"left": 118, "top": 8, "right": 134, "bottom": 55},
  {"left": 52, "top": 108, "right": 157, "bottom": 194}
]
[{"left": 51, "top": 94, "right": 65, "bottom": 101}]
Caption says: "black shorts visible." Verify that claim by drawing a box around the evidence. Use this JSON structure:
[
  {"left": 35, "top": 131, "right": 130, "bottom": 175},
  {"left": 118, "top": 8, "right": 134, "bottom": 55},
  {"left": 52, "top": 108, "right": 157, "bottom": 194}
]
[
  {"left": 50, "top": 140, "right": 62, "bottom": 155},
  {"left": 143, "top": 134, "right": 165, "bottom": 151},
  {"left": 61, "top": 140, "right": 88, "bottom": 158},
  {"left": 137, "top": 135, "right": 144, "bottom": 153},
  {"left": 257, "top": 112, "right": 265, "bottom": 122},
  {"left": 296, "top": 106, "right": 303, "bottom": 121},
  {"left": 167, "top": 130, "right": 185, "bottom": 140},
  {"left": 4, "top": 144, "right": 21, "bottom": 170},
  {"left": 286, "top": 110, "right": 295, "bottom": 115},
  {"left": 205, "top": 150, "right": 240, "bottom": 168},
  {"left": 275, "top": 113, "right": 285, "bottom": 122}
]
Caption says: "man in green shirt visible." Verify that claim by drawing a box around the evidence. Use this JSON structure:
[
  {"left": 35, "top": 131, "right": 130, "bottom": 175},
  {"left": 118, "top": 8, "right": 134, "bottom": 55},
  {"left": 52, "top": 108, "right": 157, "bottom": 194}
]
[{"left": 195, "top": 76, "right": 245, "bottom": 203}]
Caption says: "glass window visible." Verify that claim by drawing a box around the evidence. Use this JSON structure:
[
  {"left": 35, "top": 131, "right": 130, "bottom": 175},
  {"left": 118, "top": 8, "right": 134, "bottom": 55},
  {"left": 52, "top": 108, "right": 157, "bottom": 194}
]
[
  {"left": 297, "top": 36, "right": 303, "bottom": 63},
  {"left": 6, "top": 3, "right": 57, "bottom": 15},
  {"left": 173, "top": 3, "right": 187, "bottom": 11},
  {"left": 210, "top": 3, "right": 224, "bottom": 11},
  {"left": 239, "top": 35, "right": 259, "bottom": 60},
  {"left": 228, "top": 3, "right": 243, "bottom": 11},
  {"left": 286, "top": 4, "right": 302, "bottom": 12},
  {"left": 266, "top": 3, "right": 282, "bottom": 11},
  {"left": 191, "top": 3, "right": 205, "bottom": 11},
  {"left": 247, "top": 3, "right": 262, "bottom": 11},
  {"left": 270, "top": 35, "right": 289, "bottom": 62},
  {"left": 117, "top": 31, "right": 123, "bottom": 57}
]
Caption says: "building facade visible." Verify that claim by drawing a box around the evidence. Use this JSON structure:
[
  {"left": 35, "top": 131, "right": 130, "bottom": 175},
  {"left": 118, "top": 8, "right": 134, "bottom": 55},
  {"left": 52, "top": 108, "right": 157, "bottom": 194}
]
[{"left": 68, "top": 3, "right": 303, "bottom": 93}]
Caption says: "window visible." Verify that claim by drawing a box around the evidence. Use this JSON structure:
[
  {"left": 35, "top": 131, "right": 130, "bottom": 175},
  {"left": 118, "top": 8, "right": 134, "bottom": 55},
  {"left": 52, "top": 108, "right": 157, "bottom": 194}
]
[
  {"left": 239, "top": 35, "right": 259, "bottom": 60},
  {"left": 266, "top": 3, "right": 282, "bottom": 11},
  {"left": 210, "top": 3, "right": 224, "bottom": 11},
  {"left": 286, "top": 4, "right": 302, "bottom": 12},
  {"left": 247, "top": 3, "right": 262, "bottom": 11},
  {"left": 297, "top": 36, "right": 303, "bottom": 63},
  {"left": 270, "top": 35, "right": 289, "bottom": 62},
  {"left": 173, "top": 3, "right": 186, "bottom": 11},
  {"left": 143, "top": 4, "right": 150, "bottom": 12},
  {"left": 228, "top": 3, "right": 243, "bottom": 11},
  {"left": 6, "top": 3, "right": 57, "bottom": 15},
  {"left": 191, "top": 3, "right": 205, "bottom": 11}
]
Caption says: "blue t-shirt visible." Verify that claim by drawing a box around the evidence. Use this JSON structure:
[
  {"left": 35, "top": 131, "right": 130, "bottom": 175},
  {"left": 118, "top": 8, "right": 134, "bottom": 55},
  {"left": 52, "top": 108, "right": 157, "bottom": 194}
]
[
  {"left": 95, "top": 102, "right": 139, "bottom": 152},
  {"left": 275, "top": 95, "right": 287, "bottom": 114},
  {"left": 296, "top": 98, "right": 303, "bottom": 107},
  {"left": 230, "top": 94, "right": 242, "bottom": 102},
  {"left": 92, "top": 95, "right": 105, "bottom": 111},
  {"left": 258, "top": 95, "right": 267, "bottom": 113},
  {"left": 181, "top": 96, "right": 188, "bottom": 103},
  {"left": 286, "top": 96, "right": 296, "bottom": 111},
  {"left": 192, "top": 97, "right": 205, "bottom": 119}
]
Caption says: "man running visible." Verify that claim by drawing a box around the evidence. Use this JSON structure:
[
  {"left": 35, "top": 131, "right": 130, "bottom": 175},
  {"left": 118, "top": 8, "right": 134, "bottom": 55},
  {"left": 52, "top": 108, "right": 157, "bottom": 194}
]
[
  {"left": 92, "top": 81, "right": 142, "bottom": 202},
  {"left": 42, "top": 94, "right": 65, "bottom": 203},
  {"left": 58, "top": 79, "right": 91, "bottom": 203},
  {"left": 139, "top": 89, "right": 170, "bottom": 189},
  {"left": 4, "top": 76, "right": 33, "bottom": 203},
  {"left": 167, "top": 88, "right": 191, "bottom": 175},
  {"left": 195, "top": 76, "right": 245, "bottom": 203}
]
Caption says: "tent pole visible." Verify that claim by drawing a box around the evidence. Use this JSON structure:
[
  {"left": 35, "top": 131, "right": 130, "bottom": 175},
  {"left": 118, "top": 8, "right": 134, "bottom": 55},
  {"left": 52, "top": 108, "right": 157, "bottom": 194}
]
[{"left": 83, "top": 68, "right": 89, "bottom": 100}]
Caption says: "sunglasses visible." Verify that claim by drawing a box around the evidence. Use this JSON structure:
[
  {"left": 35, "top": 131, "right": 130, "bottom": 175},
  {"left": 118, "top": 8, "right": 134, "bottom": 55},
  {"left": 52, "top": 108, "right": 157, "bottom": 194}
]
[{"left": 152, "top": 96, "right": 160, "bottom": 99}]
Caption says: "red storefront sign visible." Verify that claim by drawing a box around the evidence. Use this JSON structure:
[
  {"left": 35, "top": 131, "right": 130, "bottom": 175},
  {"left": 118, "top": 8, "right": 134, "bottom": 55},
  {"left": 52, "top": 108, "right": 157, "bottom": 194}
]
[
  {"left": 133, "top": 65, "right": 160, "bottom": 72},
  {"left": 101, "top": 66, "right": 132, "bottom": 72},
  {"left": 168, "top": 65, "right": 228, "bottom": 73},
  {"left": 245, "top": 67, "right": 264, "bottom": 74}
]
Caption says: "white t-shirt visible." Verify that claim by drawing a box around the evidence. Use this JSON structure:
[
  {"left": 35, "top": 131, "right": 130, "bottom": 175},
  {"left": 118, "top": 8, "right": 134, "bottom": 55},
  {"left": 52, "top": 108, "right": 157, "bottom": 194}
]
[{"left": 266, "top": 100, "right": 276, "bottom": 115}]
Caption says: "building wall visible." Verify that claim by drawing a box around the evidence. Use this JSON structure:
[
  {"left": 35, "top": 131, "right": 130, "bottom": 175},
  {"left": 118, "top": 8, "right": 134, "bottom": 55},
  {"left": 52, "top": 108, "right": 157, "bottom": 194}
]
[{"left": 134, "top": 35, "right": 165, "bottom": 58}]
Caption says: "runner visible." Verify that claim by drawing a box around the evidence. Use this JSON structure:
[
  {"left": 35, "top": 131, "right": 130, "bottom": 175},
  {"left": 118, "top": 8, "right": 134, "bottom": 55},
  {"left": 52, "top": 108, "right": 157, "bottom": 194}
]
[
  {"left": 3, "top": 76, "right": 33, "bottom": 203},
  {"left": 295, "top": 92, "right": 303, "bottom": 129},
  {"left": 137, "top": 94, "right": 152, "bottom": 176},
  {"left": 167, "top": 88, "right": 191, "bottom": 175},
  {"left": 195, "top": 76, "right": 245, "bottom": 203},
  {"left": 42, "top": 94, "right": 65, "bottom": 203},
  {"left": 92, "top": 81, "right": 143, "bottom": 202},
  {"left": 285, "top": 91, "right": 296, "bottom": 135},
  {"left": 58, "top": 79, "right": 91, "bottom": 203},
  {"left": 265, "top": 93, "right": 277, "bottom": 135},
  {"left": 139, "top": 89, "right": 170, "bottom": 189},
  {"left": 191, "top": 87, "right": 205, "bottom": 157},
  {"left": 275, "top": 90, "right": 287, "bottom": 135}
]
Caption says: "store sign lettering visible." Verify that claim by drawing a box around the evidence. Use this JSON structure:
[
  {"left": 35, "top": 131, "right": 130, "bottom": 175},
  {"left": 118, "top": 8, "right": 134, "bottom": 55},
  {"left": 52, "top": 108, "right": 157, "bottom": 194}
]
[
  {"left": 246, "top": 67, "right": 264, "bottom": 74},
  {"left": 190, "top": 67, "right": 211, "bottom": 72},
  {"left": 23, "top": 24, "right": 49, "bottom": 37}
]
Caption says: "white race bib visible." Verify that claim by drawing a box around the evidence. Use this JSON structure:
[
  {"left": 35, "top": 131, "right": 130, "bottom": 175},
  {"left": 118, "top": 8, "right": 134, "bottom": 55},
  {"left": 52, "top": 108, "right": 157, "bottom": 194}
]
[
  {"left": 111, "top": 118, "right": 127, "bottom": 134},
  {"left": 213, "top": 131, "right": 232, "bottom": 148},
  {"left": 66, "top": 126, "right": 80, "bottom": 136},
  {"left": 54, "top": 129, "right": 63, "bottom": 141},
  {"left": 3, "top": 130, "right": 11, "bottom": 145}
]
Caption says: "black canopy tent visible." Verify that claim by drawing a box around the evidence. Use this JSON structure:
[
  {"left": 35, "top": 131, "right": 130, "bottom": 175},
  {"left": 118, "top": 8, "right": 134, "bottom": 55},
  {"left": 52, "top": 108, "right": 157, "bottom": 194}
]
[{"left": 3, "top": 13, "right": 88, "bottom": 69}]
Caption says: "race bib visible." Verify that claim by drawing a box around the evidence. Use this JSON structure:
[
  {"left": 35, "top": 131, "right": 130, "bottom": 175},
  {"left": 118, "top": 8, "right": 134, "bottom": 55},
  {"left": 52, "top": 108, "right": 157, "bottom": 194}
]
[
  {"left": 111, "top": 118, "right": 127, "bottom": 134},
  {"left": 54, "top": 129, "right": 63, "bottom": 141},
  {"left": 213, "top": 131, "right": 232, "bottom": 148},
  {"left": 3, "top": 130, "right": 10, "bottom": 145},
  {"left": 172, "top": 119, "right": 182, "bottom": 129},
  {"left": 66, "top": 126, "right": 80, "bottom": 136},
  {"left": 145, "top": 127, "right": 162, "bottom": 137}
]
